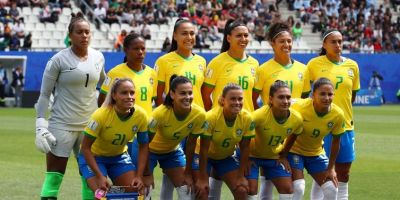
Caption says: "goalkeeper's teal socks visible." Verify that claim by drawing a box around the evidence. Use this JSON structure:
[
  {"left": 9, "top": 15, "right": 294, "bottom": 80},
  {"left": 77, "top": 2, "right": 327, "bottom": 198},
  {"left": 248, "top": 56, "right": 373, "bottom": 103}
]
[
  {"left": 40, "top": 172, "right": 63, "bottom": 199},
  {"left": 81, "top": 176, "right": 94, "bottom": 200}
]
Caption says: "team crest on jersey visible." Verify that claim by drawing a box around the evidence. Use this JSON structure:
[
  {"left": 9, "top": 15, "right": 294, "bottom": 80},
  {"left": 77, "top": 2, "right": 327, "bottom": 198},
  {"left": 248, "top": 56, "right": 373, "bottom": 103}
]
[
  {"left": 236, "top": 129, "right": 243, "bottom": 136},
  {"left": 188, "top": 123, "right": 193, "bottom": 129},
  {"left": 198, "top": 64, "right": 203, "bottom": 71},
  {"left": 298, "top": 73, "right": 303, "bottom": 80},
  {"left": 251, "top": 68, "right": 255, "bottom": 76},
  {"left": 206, "top": 69, "right": 213, "bottom": 78},
  {"left": 287, "top": 128, "right": 292, "bottom": 134},
  {"left": 88, "top": 120, "right": 98, "bottom": 131},
  {"left": 149, "top": 77, "right": 154, "bottom": 85},
  {"left": 132, "top": 125, "right": 138, "bottom": 133},
  {"left": 328, "top": 122, "right": 334, "bottom": 128},
  {"left": 348, "top": 69, "right": 354, "bottom": 77}
]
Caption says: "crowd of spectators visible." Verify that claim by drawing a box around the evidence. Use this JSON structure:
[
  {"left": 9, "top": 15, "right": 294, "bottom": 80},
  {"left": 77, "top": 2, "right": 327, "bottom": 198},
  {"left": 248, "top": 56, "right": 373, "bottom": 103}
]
[
  {"left": 87, "top": 0, "right": 398, "bottom": 53},
  {"left": 0, "top": 0, "right": 399, "bottom": 52},
  {"left": 0, "top": 0, "right": 71, "bottom": 51},
  {"left": 293, "top": 0, "right": 400, "bottom": 52}
]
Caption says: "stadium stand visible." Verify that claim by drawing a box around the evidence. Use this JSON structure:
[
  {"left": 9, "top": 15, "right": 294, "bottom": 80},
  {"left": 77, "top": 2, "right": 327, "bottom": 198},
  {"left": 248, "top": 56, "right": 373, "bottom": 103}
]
[{"left": 0, "top": 0, "right": 398, "bottom": 53}]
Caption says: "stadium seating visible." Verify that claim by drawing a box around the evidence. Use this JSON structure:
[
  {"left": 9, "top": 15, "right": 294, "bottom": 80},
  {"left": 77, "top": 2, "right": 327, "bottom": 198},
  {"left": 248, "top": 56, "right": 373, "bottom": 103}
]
[{"left": 0, "top": 0, "right": 398, "bottom": 52}]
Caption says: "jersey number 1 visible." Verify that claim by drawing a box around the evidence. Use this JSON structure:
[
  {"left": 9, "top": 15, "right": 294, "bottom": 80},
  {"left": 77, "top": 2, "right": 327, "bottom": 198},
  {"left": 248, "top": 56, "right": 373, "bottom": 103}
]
[{"left": 84, "top": 74, "right": 89, "bottom": 87}]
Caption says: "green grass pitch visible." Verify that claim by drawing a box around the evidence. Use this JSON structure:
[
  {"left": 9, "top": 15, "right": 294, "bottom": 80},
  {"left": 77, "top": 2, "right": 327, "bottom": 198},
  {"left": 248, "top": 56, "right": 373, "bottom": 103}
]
[{"left": 0, "top": 106, "right": 399, "bottom": 199}]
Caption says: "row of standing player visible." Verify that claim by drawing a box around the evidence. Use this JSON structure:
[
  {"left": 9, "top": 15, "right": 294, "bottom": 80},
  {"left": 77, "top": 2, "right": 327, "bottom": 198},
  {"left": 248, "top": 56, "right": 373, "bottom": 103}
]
[{"left": 34, "top": 15, "right": 359, "bottom": 200}]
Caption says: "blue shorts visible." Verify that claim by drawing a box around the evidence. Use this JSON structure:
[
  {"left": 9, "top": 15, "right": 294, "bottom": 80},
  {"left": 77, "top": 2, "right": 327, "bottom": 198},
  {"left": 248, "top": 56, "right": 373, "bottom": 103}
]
[
  {"left": 288, "top": 153, "right": 328, "bottom": 174},
  {"left": 247, "top": 158, "right": 291, "bottom": 180},
  {"left": 78, "top": 152, "right": 136, "bottom": 180},
  {"left": 192, "top": 154, "right": 239, "bottom": 177},
  {"left": 324, "top": 130, "right": 356, "bottom": 163},
  {"left": 149, "top": 148, "right": 186, "bottom": 172}
]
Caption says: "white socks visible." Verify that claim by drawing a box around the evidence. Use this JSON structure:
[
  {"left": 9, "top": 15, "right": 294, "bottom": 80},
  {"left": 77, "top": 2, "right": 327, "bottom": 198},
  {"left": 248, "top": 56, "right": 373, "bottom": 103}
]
[
  {"left": 259, "top": 176, "right": 274, "bottom": 200},
  {"left": 321, "top": 181, "right": 338, "bottom": 200},
  {"left": 311, "top": 180, "right": 324, "bottom": 200},
  {"left": 279, "top": 193, "right": 294, "bottom": 200},
  {"left": 312, "top": 180, "right": 348, "bottom": 200},
  {"left": 208, "top": 177, "right": 222, "bottom": 200},
  {"left": 337, "top": 182, "right": 348, "bottom": 200},
  {"left": 292, "top": 179, "right": 305, "bottom": 200},
  {"left": 144, "top": 185, "right": 153, "bottom": 200},
  {"left": 176, "top": 185, "right": 193, "bottom": 200},
  {"left": 160, "top": 174, "right": 174, "bottom": 200},
  {"left": 247, "top": 194, "right": 258, "bottom": 200}
]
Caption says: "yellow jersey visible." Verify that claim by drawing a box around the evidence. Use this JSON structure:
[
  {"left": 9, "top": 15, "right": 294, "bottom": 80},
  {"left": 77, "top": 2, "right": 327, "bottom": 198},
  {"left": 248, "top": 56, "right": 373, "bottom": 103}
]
[
  {"left": 306, "top": 55, "right": 360, "bottom": 130},
  {"left": 195, "top": 106, "right": 255, "bottom": 160},
  {"left": 204, "top": 52, "right": 258, "bottom": 111},
  {"left": 155, "top": 52, "right": 206, "bottom": 108},
  {"left": 290, "top": 98, "right": 345, "bottom": 156},
  {"left": 100, "top": 63, "right": 157, "bottom": 116},
  {"left": 254, "top": 58, "right": 310, "bottom": 104},
  {"left": 84, "top": 105, "right": 149, "bottom": 156},
  {"left": 149, "top": 104, "right": 206, "bottom": 154},
  {"left": 250, "top": 105, "right": 303, "bottom": 159}
]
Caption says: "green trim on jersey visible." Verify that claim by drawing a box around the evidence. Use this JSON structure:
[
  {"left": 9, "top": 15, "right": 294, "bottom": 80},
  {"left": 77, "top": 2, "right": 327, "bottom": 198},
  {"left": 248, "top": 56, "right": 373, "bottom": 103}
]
[
  {"left": 176, "top": 52, "right": 195, "bottom": 61},
  {"left": 200, "top": 134, "right": 212, "bottom": 139},
  {"left": 131, "top": 68, "right": 145, "bottom": 75},
  {"left": 100, "top": 89, "right": 107, "bottom": 94},
  {"left": 253, "top": 88, "right": 262, "bottom": 93},
  {"left": 158, "top": 80, "right": 165, "bottom": 84},
  {"left": 281, "top": 63, "right": 294, "bottom": 69},
  {"left": 326, "top": 56, "right": 344, "bottom": 66},
  {"left": 174, "top": 111, "right": 189, "bottom": 121},
  {"left": 116, "top": 109, "right": 134, "bottom": 121},
  {"left": 225, "top": 119, "right": 235, "bottom": 127},
  {"left": 230, "top": 53, "right": 249, "bottom": 63},
  {"left": 243, "top": 135, "right": 255, "bottom": 139},
  {"left": 190, "top": 132, "right": 203, "bottom": 136},
  {"left": 203, "top": 82, "right": 215, "bottom": 88},
  {"left": 333, "top": 131, "right": 345, "bottom": 138},
  {"left": 83, "top": 131, "right": 96, "bottom": 139}
]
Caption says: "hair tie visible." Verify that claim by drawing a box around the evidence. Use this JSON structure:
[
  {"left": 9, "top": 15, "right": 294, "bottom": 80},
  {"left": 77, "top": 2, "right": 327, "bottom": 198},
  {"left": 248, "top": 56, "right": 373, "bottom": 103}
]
[
  {"left": 322, "top": 31, "right": 340, "bottom": 41},
  {"left": 272, "top": 31, "right": 289, "bottom": 40}
]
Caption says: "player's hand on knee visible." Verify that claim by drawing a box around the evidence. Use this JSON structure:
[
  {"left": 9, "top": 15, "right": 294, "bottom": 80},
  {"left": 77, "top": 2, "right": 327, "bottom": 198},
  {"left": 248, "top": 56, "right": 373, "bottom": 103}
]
[
  {"left": 35, "top": 118, "right": 57, "bottom": 153},
  {"left": 131, "top": 176, "right": 144, "bottom": 194}
]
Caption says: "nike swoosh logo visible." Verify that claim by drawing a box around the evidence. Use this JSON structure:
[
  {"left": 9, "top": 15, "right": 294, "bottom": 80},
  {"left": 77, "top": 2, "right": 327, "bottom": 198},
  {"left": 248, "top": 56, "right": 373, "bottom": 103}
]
[
  {"left": 105, "top": 126, "right": 112, "bottom": 129},
  {"left": 214, "top": 130, "right": 221, "bottom": 132},
  {"left": 303, "top": 119, "right": 310, "bottom": 122}
]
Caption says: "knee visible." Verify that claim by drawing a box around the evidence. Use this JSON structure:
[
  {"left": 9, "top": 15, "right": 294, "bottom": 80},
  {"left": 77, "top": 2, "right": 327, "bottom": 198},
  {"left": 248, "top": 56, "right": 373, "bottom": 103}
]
[
  {"left": 337, "top": 173, "right": 350, "bottom": 182},
  {"left": 234, "top": 185, "right": 248, "bottom": 198},
  {"left": 277, "top": 186, "right": 293, "bottom": 194},
  {"left": 336, "top": 167, "right": 351, "bottom": 182},
  {"left": 248, "top": 186, "right": 258, "bottom": 195}
]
